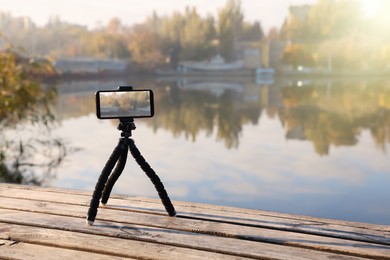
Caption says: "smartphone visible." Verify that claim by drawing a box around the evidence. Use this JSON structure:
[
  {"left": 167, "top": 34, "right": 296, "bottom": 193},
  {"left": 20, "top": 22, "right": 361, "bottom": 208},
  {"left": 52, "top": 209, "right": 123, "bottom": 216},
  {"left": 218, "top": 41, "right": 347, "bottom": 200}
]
[{"left": 96, "top": 89, "right": 154, "bottom": 119}]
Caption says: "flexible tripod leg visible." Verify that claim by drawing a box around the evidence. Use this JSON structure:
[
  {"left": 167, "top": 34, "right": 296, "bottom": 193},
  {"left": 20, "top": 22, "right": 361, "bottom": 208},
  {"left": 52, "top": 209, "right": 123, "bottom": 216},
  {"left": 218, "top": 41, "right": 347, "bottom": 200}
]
[
  {"left": 86, "top": 138, "right": 127, "bottom": 225},
  {"left": 101, "top": 146, "right": 128, "bottom": 205},
  {"left": 128, "top": 138, "right": 176, "bottom": 217}
]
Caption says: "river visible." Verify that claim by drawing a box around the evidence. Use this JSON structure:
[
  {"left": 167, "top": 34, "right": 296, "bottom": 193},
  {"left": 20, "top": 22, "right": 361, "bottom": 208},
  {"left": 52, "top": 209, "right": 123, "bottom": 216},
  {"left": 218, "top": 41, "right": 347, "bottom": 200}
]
[{"left": 3, "top": 75, "right": 390, "bottom": 225}]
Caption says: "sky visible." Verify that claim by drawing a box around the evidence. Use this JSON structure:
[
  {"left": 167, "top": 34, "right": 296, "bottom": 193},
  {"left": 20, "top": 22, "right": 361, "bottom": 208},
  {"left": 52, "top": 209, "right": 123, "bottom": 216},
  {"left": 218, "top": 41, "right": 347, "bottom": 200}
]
[{"left": 0, "top": 0, "right": 318, "bottom": 32}]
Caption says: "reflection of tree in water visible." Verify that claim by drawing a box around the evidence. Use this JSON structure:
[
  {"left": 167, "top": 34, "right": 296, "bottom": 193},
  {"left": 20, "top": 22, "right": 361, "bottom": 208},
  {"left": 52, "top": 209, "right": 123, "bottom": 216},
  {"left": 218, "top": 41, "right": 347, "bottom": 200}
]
[
  {"left": 280, "top": 82, "right": 390, "bottom": 155},
  {"left": 282, "top": 106, "right": 358, "bottom": 155},
  {"left": 151, "top": 86, "right": 262, "bottom": 149},
  {"left": 216, "top": 91, "right": 242, "bottom": 149},
  {"left": 0, "top": 137, "right": 74, "bottom": 185},
  {"left": 154, "top": 87, "right": 215, "bottom": 141},
  {"left": 0, "top": 48, "right": 77, "bottom": 185},
  {"left": 357, "top": 108, "right": 390, "bottom": 152}
]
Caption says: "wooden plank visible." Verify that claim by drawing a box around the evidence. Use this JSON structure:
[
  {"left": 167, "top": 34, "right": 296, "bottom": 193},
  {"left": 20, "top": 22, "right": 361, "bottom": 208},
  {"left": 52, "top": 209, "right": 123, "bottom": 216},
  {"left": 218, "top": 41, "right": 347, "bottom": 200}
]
[
  {"left": 1, "top": 184, "right": 389, "bottom": 259},
  {"left": 1, "top": 184, "right": 389, "bottom": 244},
  {"left": 0, "top": 197, "right": 389, "bottom": 259},
  {"left": 4, "top": 183, "right": 388, "bottom": 230},
  {"left": 2, "top": 183, "right": 388, "bottom": 230},
  {"left": 0, "top": 208, "right": 369, "bottom": 260},
  {"left": 0, "top": 239, "right": 128, "bottom": 260},
  {"left": 3, "top": 183, "right": 388, "bottom": 231},
  {"left": 0, "top": 224, "right": 243, "bottom": 260}
]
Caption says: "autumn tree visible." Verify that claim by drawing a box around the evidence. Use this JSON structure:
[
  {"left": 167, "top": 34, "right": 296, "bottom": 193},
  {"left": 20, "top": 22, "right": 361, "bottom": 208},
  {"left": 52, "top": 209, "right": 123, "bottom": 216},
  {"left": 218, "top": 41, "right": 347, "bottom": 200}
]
[
  {"left": 241, "top": 21, "right": 264, "bottom": 42},
  {"left": 103, "top": 18, "right": 131, "bottom": 59},
  {"left": 179, "top": 7, "right": 216, "bottom": 60},
  {"left": 127, "top": 24, "right": 165, "bottom": 68},
  {"left": 217, "top": 0, "right": 244, "bottom": 61},
  {"left": 281, "top": 44, "right": 315, "bottom": 68},
  {"left": 0, "top": 43, "right": 73, "bottom": 184}
]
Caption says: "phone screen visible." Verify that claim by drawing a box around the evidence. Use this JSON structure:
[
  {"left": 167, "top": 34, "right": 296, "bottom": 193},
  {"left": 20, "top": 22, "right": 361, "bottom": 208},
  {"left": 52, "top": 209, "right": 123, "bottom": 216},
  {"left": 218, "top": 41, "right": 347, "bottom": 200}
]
[{"left": 96, "top": 89, "right": 154, "bottom": 119}]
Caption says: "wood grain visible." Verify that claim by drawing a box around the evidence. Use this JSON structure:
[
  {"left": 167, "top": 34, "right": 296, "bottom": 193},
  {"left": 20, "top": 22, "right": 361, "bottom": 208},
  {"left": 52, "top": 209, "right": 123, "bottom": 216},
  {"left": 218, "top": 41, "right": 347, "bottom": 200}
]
[{"left": 0, "top": 183, "right": 388, "bottom": 259}]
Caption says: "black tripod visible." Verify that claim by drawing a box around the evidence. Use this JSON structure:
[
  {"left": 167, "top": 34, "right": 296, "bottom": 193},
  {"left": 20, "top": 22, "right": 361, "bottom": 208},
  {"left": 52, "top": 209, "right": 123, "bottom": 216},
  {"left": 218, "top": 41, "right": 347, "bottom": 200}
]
[{"left": 86, "top": 118, "right": 176, "bottom": 225}]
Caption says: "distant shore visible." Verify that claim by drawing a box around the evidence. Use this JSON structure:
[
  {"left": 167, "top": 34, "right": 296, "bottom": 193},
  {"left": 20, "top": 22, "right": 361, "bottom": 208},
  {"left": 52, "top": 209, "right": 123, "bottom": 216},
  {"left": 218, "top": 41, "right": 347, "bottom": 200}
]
[{"left": 39, "top": 67, "right": 390, "bottom": 82}]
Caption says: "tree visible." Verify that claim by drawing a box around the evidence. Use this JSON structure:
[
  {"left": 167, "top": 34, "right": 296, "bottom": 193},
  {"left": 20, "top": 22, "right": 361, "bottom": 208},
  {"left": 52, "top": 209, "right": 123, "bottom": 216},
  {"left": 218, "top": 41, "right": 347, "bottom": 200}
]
[
  {"left": 217, "top": 0, "right": 244, "bottom": 61},
  {"left": 106, "top": 17, "right": 123, "bottom": 35},
  {"left": 127, "top": 24, "right": 165, "bottom": 68},
  {"left": 180, "top": 7, "right": 217, "bottom": 60},
  {"left": 241, "top": 21, "right": 264, "bottom": 42},
  {"left": 281, "top": 43, "right": 315, "bottom": 68},
  {"left": 267, "top": 27, "right": 280, "bottom": 41},
  {"left": 0, "top": 49, "right": 55, "bottom": 125},
  {"left": 0, "top": 44, "right": 75, "bottom": 184}
]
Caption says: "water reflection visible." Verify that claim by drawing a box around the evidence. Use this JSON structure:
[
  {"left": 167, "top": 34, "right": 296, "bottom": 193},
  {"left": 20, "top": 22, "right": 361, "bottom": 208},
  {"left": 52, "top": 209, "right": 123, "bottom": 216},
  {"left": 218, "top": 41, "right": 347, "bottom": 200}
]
[
  {"left": 0, "top": 81, "right": 77, "bottom": 185},
  {"left": 48, "top": 77, "right": 390, "bottom": 225},
  {"left": 280, "top": 80, "right": 390, "bottom": 155},
  {"left": 151, "top": 85, "right": 261, "bottom": 148},
  {"left": 54, "top": 77, "right": 390, "bottom": 155},
  {"left": 55, "top": 78, "right": 264, "bottom": 149},
  {"left": 0, "top": 132, "right": 74, "bottom": 185}
]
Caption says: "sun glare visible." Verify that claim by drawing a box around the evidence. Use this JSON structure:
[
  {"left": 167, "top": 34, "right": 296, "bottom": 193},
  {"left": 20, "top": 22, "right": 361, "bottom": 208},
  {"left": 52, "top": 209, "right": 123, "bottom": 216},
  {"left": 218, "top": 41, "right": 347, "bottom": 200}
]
[{"left": 361, "top": 0, "right": 382, "bottom": 19}]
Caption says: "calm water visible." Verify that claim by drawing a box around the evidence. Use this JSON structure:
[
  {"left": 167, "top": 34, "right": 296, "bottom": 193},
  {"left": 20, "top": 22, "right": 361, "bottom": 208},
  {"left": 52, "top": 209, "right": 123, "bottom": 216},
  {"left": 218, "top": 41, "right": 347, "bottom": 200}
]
[{"left": 5, "top": 76, "right": 390, "bottom": 225}]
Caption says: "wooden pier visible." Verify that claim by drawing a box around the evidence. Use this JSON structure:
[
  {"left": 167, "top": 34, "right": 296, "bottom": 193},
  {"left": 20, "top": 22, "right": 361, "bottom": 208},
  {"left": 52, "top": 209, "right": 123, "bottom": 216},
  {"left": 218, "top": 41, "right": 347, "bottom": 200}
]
[{"left": 0, "top": 183, "right": 389, "bottom": 259}]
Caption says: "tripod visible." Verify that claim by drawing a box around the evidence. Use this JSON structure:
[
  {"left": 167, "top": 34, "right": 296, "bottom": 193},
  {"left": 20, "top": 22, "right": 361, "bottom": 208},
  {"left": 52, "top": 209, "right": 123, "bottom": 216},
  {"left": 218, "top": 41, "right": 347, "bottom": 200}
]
[{"left": 86, "top": 118, "right": 176, "bottom": 225}]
